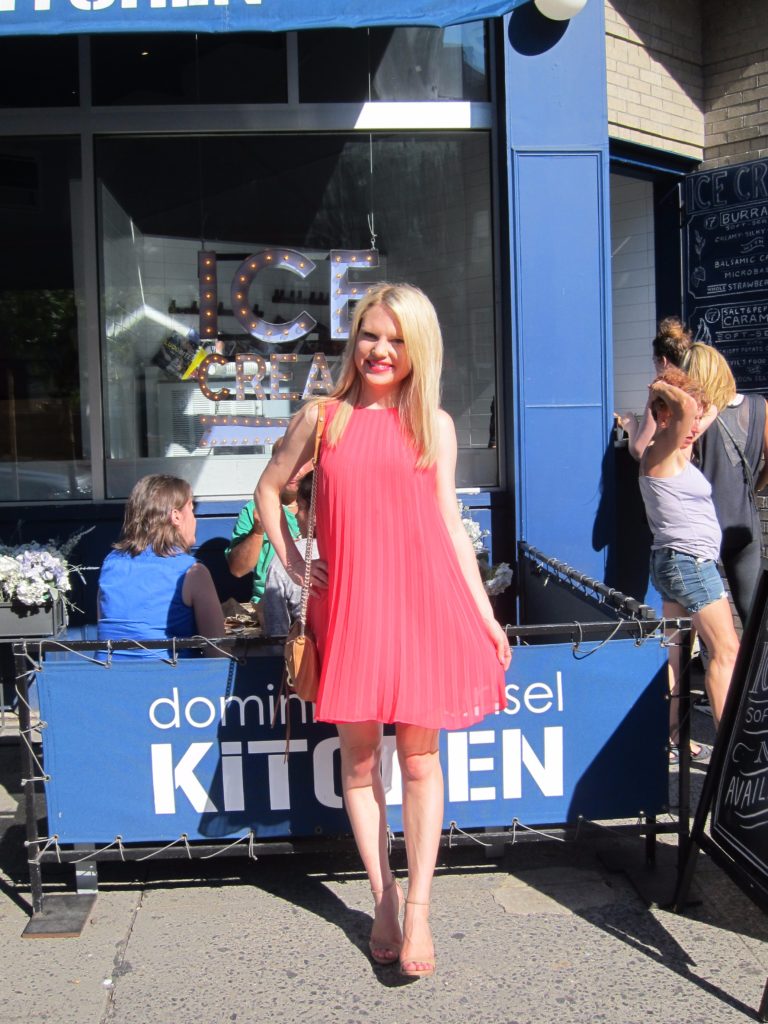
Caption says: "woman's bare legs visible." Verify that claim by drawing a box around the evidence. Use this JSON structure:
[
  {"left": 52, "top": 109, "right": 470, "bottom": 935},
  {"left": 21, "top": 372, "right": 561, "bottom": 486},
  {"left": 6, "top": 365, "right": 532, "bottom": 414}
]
[
  {"left": 397, "top": 724, "right": 442, "bottom": 975},
  {"left": 337, "top": 721, "right": 401, "bottom": 961},
  {"left": 692, "top": 596, "right": 740, "bottom": 726},
  {"left": 665, "top": 595, "right": 739, "bottom": 748},
  {"left": 662, "top": 600, "right": 685, "bottom": 747}
]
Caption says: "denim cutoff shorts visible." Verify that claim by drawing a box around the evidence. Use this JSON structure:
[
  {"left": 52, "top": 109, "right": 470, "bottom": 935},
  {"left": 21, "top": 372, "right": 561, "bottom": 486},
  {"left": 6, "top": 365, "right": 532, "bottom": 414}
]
[{"left": 650, "top": 547, "right": 726, "bottom": 613}]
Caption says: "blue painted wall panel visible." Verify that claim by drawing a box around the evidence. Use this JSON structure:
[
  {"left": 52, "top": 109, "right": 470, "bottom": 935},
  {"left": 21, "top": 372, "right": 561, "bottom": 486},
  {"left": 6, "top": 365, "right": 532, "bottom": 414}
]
[
  {"left": 514, "top": 151, "right": 606, "bottom": 406},
  {"left": 502, "top": 0, "right": 613, "bottom": 584},
  {"left": 504, "top": 0, "right": 608, "bottom": 149},
  {"left": 521, "top": 405, "right": 605, "bottom": 567}
]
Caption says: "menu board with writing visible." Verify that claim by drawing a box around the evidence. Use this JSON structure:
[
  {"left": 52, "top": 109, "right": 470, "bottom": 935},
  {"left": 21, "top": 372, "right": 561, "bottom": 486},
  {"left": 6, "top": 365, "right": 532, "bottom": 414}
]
[
  {"left": 712, "top": 647, "right": 768, "bottom": 897},
  {"left": 684, "top": 158, "right": 768, "bottom": 392},
  {"left": 673, "top": 568, "right": 768, "bottom": 1015},
  {"left": 709, "top": 578, "right": 768, "bottom": 902}
]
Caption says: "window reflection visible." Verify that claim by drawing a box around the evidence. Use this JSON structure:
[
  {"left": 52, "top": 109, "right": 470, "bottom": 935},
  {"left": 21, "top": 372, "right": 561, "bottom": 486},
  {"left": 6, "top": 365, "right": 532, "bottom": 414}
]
[
  {"left": 298, "top": 24, "right": 489, "bottom": 102},
  {"left": 0, "top": 139, "right": 90, "bottom": 502},
  {"left": 97, "top": 133, "right": 497, "bottom": 497}
]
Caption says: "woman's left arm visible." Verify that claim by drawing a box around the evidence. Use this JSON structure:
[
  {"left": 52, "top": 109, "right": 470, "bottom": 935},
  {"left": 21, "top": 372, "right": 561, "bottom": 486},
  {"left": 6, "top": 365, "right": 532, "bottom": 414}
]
[
  {"left": 183, "top": 562, "right": 226, "bottom": 654},
  {"left": 435, "top": 410, "right": 511, "bottom": 669}
]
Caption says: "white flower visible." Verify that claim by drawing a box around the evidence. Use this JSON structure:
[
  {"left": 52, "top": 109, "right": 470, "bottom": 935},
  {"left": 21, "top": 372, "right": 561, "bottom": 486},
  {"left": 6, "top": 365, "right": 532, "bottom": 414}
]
[
  {"left": 484, "top": 562, "right": 513, "bottom": 597},
  {"left": 0, "top": 529, "right": 92, "bottom": 609},
  {"left": 458, "top": 499, "right": 489, "bottom": 554},
  {"left": 457, "top": 500, "right": 512, "bottom": 596}
]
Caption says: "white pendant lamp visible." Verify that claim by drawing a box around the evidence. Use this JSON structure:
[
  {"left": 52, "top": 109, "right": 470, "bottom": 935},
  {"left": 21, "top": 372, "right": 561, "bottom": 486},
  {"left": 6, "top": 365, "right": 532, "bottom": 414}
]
[{"left": 534, "top": 0, "right": 589, "bottom": 20}]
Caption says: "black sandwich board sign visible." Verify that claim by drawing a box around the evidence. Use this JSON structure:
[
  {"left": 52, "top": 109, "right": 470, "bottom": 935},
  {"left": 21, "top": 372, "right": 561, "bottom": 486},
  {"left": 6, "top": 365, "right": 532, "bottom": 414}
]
[
  {"left": 683, "top": 157, "right": 768, "bottom": 392},
  {"left": 674, "top": 564, "right": 768, "bottom": 1019}
]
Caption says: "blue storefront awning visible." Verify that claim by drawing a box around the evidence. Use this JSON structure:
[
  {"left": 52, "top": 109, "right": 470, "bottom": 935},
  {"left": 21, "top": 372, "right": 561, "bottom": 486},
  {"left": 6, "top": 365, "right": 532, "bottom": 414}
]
[{"left": 0, "top": 0, "right": 528, "bottom": 38}]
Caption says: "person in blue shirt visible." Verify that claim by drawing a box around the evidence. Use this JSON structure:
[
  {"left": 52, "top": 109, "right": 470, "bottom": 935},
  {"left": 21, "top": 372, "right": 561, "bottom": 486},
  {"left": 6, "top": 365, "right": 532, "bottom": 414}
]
[{"left": 98, "top": 474, "right": 225, "bottom": 658}]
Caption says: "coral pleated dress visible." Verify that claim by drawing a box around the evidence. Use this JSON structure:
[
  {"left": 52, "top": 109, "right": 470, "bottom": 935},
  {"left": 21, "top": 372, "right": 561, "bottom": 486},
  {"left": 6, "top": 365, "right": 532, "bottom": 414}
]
[{"left": 309, "top": 404, "right": 507, "bottom": 730}]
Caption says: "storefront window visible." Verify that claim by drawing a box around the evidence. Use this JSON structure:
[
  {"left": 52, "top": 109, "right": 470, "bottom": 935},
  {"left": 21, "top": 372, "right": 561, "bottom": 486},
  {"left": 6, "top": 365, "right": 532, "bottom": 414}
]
[
  {"left": 96, "top": 132, "right": 497, "bottom": 497},
  {"left": 0, "top": 138, "right": 90, "bottom": 502},
  {"left": 0, "top": 37, "right": 79, "bottom": 107},
  {"left": 91, "top": 33, "right": 288, "bottom": 105},
  {"left": 298, "top": 25, "right": 489, "bottom": 102}
]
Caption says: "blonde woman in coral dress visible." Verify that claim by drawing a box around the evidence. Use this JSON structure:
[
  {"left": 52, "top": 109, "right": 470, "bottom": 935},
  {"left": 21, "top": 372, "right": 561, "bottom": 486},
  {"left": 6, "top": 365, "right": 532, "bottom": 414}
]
[{"left": 255, "top": 284, "right": 511, "bottom": 978}]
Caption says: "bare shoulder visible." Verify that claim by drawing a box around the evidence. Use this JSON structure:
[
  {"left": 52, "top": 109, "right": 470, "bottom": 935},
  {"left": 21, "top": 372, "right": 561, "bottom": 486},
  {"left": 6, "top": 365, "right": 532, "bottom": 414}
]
[
  {"left": 435, "top": 409, "right": 457, "bottom": 468},
  {"left": 296, "top": 400, "right": 321, "bottom": 431},
  {"left": 437, "top": 408, "right": 456, "bottom": 439},
  {"left": 282, "top": 399, "right": 322, "bottom": 449},
  {"left": 185, "top": 561, "right": 213, "bottom": 586}
]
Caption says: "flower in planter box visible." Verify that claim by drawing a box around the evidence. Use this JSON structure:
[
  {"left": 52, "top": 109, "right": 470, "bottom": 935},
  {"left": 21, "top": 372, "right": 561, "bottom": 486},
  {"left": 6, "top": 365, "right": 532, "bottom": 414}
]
[
  {"left": 458, "top": 500, "right": 513, "bottom": 597},
  {"left": 0, "top": 528, "right": 93, "bottom": 610}
]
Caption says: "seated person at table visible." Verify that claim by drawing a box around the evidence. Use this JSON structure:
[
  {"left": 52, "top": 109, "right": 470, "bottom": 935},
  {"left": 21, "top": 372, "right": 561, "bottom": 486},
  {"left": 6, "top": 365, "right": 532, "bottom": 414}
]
[
  {"left": 225, "top": 437, "right": 311, "bottom": 609},
  {"left": 261, "top": 472, "right": 317, "bottom": 636},
  {"left": 98, "top": 475, "right": 225, "bottom": 658}
]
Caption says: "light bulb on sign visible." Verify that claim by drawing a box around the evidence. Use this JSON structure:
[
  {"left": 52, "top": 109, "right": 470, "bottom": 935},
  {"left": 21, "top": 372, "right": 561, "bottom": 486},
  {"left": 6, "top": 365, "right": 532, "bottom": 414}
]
[
  {"left": 329, "top": 249, "right": 380, "bottom": 339},
  {"left": 229, "top": 248, "right": 318, "bottom": 344},
  {"left": 534, "top": 0, "right": 588, "bottom": 19}
]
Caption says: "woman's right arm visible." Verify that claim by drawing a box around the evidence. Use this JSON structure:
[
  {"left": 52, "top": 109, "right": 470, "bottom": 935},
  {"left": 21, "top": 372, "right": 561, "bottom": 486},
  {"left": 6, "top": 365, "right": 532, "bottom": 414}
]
[
  {"left": 642, "top": 381, "right": 698, "bottom": 475},
  {"left": 617, "top": 401, "right": 656, "bottom": 461},
  {"left": 254, "top": 403, "right": 327, "bottom": 591}
]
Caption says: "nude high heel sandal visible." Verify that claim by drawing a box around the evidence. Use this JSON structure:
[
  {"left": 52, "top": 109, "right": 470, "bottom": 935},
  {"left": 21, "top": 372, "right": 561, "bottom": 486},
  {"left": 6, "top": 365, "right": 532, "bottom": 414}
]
[
  {"left": 369, "top": 876, "right": 404, "bottom": 965},
  {"left": 399, "top": 900, "right": 436, "bottom": 979}
]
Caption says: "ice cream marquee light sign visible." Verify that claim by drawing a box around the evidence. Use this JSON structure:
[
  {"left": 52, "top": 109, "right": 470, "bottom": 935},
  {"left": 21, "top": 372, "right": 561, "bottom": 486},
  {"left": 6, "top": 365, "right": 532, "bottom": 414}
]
[{"left": 196, "top": 247, "right": 379, "bottom": 449}]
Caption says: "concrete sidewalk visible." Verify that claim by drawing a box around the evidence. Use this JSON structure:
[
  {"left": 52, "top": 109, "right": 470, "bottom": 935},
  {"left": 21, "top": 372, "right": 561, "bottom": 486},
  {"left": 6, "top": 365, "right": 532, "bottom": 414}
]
[{"left": 1, "top": 738, "right": 767, "bottom": 1024}]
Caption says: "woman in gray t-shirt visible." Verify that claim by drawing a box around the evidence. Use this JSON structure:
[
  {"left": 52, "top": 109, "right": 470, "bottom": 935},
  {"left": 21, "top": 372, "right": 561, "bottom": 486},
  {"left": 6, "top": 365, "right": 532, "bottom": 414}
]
[{"left": 639, "top": 368, "right": 740, "bottom": 752}]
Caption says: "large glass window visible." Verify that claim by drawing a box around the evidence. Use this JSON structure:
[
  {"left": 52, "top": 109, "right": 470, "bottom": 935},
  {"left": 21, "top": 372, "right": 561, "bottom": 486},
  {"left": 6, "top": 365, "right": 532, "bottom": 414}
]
[
  {"left": 298, "top": 25, "right": 489, "bottom": 102},
  {"left": 96, "top": 132, "right": 497, "bottom": 497},
  {"left": 0, "top": 138, "right": 90, "bottom": 501},
  {"left": 91, "top": 33, "right": 288, "bottom": 105},
  {"left": 0, "top": 37, "right": 79, "bottom": 107}
]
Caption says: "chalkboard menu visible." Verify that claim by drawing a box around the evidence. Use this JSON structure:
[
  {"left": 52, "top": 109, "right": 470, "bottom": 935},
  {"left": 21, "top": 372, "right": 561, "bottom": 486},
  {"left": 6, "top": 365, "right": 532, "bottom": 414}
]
[
  {"left": 709, "top": 574, "right": 768, "bottom": 904},
  {"left": 684, "top": 157, "right": 768, "bottom": 392},
  {"left": 675, "top": 566, "right": 768, "bottom": 919},
  {"left": 673, "top": 567, "right": 768, "bottom": 1016}
]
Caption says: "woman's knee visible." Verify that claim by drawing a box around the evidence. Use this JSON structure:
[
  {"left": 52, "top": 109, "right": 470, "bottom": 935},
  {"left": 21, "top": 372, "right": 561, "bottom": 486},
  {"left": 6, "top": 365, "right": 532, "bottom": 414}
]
[
  {"left": 398, "top": 749, "right": 440, "bottom": 785},
  {"left": 338, "top": 734, "right": 382, "bottom": 782},
  {"left": 704, "top": 621, "right": 740, "bottom": 667},
  {"left": 711, "top": 633, "right": 739, "bottom": 667}
]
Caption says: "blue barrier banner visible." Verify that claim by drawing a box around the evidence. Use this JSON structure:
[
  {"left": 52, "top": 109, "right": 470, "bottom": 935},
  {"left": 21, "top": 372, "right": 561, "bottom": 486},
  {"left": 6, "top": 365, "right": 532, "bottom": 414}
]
[
  {"left": 35, "top": 640, "right": 668, "bottom": 844},
  {"left": 0, "top": 1, "right": 525, "bottom": 38}
]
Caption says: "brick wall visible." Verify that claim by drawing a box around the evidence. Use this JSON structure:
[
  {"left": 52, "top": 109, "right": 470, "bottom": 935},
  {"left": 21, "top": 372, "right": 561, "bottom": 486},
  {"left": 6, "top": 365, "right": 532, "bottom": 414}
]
[
  {"left": 606, "top": 1, "right": 768, "bottom": 168},
  {"left": 701, "top": 0, "right": 768, "bottom": 168},
  {"left": 605, "top": 0, "right": 704, "bottom": 160}
]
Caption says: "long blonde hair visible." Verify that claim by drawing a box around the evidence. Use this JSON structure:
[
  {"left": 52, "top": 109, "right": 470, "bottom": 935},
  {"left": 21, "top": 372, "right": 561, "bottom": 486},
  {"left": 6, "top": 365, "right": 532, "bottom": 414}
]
[
  {"left": 681, "top": 342, "right": 737, "bottom": 412},
  {"left": 324, "top": 283, "right": 443, "bottom": 467}
]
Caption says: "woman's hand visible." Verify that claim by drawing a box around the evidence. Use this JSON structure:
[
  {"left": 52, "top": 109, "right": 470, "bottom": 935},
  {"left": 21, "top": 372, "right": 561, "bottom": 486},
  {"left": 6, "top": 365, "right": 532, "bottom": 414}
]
[
  {"left": 614, "top": 411, "right": 632, "bottom": 432},
  {"left": 486, "top": 618, "right": 511, "bottom": 670},
  {"left": 648, "top": 379, "right": 694, "bottom": 412},
  {"left": 308, "top": 558, "right": 328, "bottom": 596},
  {"left": 287, "top": 557, "right": 328, "bottom": 596}
]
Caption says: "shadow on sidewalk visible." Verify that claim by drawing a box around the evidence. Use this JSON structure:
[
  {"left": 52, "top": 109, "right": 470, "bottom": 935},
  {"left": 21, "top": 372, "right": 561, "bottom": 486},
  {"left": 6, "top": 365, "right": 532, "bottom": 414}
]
[{"left": 501, "top": 834, "right": 766, "bottom": 1021}]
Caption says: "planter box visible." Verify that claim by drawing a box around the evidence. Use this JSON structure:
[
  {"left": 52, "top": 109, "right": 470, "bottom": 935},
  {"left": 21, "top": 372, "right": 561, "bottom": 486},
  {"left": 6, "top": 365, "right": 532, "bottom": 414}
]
[{"left": 0, "top": 599, "right": 67, "bottom": 639}]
